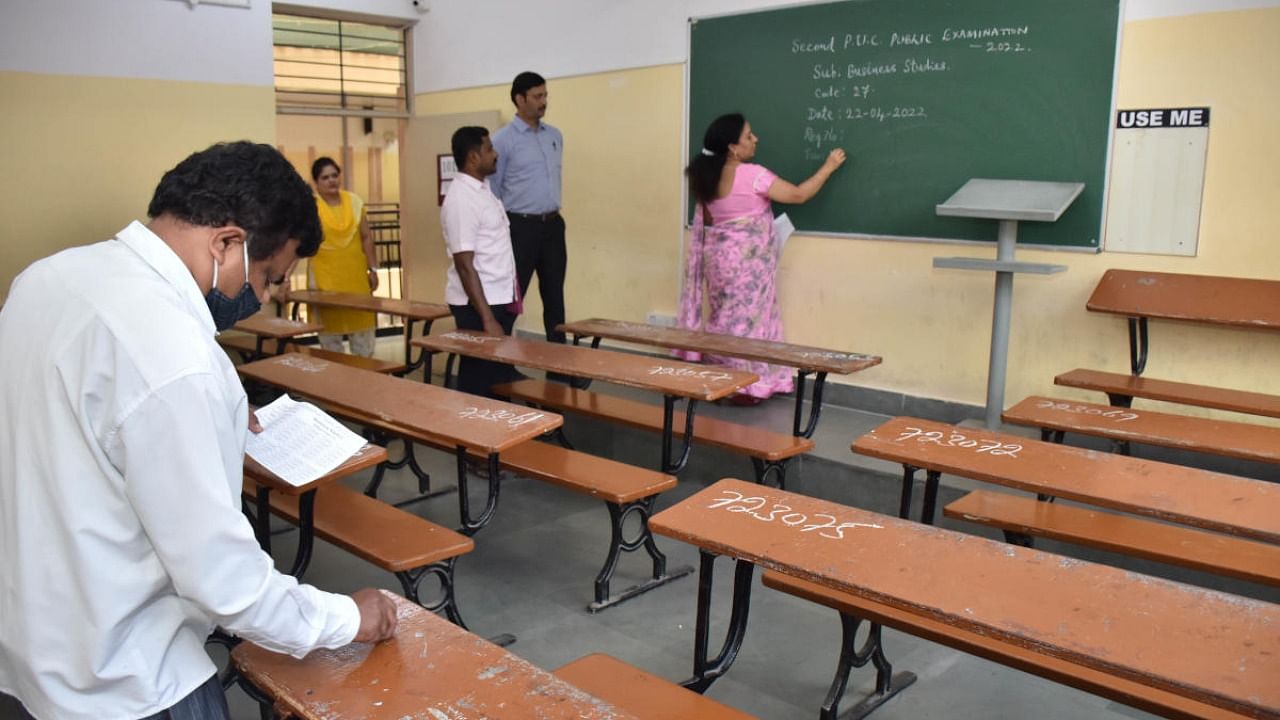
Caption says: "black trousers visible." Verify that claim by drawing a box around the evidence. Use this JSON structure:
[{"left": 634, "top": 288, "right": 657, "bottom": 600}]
[
  {"left": 448, "top": 302, "right": 518, "bottom": 398},
  {"left": 509, "top": 213, "right": 567, "bottom": 344}
]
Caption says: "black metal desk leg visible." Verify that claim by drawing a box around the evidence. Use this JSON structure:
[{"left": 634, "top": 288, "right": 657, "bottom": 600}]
[
  {"left": 896, "top": 465, "right": 918, "bottom": 520},
  {"left": 660, "top": 395, "right": 698, "bottom": 474},
  {"left": 253, "top": 486, "right": 272, "bottom": 553},
  {"left": 588, "top": 497, "right": 693, "bottom": 612},
  {"left": 681, "top": 551, "right": 755, "bottom": 693},
  {"left": 287, "top": 490, "right": 316, "bottom": 578},
  {"left": 1128, "top": 317, "right": 1148, "bottom": 375},
  {"left": 455, "top": 447, "right": 500, "bottom": 536},
  {"left": 792, "top": 371, "right": 830, "bottom": 438},
  {"left": 819, "top": 614, "right": 917, "bottom": 720},
  {"left": 919, "top": 470, "right": 941, "bottom": 526}
]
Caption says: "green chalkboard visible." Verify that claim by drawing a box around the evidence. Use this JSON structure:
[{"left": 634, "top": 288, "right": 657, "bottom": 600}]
[{"left": 688, "top": 0, "right": 1120, "bottom": 247}]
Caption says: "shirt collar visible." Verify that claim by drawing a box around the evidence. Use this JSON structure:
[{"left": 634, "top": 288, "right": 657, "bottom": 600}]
[
  {"left": 115, "top": 220, "right": 216, "bottom": 335},
  {"left": 454, "top": 173, "right": 490, "bottom": 192},
  {"left": 511, "top": 117, "right": 540, "bottom": 133}
]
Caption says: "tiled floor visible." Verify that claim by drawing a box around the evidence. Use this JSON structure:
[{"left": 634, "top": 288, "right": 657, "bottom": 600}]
[{"left": 222, "top": 340, "right": 1276, "bottom": 719}]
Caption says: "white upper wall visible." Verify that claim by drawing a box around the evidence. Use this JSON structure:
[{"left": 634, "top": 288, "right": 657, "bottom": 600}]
[
  {"left": 0, "top": 0, "right": 418, "bottom": 85},
  {"left": 2, "top": 0, "right": 1275, "bottom": 89},
  {"left": 411, "top": 0, "right": 1280, "bottom": 93},
  {"left": 0, "top": 0, "right": 273, "bottom": 85}
]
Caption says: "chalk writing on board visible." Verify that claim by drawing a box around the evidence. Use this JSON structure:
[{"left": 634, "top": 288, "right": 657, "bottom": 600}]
[
  {"left": 894, "top": 427, "right": 1022, "bottom": 457},
  {"left": 458, "top": 407, "right": 547, "bottom": 427},
  {"left": 707, "top": 490, "right": 883, "bottom": 539},
  {"left": 648, "top": 366, "right": 733, "bottom": 382},
  {"left": 1035, "top": 400, "right": 1137, "bottom": 422},
  {"left": 441, "top": 332, "right": 503, "bottom": 344}
]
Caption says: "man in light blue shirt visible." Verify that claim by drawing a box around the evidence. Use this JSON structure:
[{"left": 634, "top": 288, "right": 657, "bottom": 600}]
[{"left": 491, "top": 72, "right": 571, "bottom": 377}]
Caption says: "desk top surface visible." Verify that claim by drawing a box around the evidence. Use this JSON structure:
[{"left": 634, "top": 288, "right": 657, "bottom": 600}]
[
  {"left": 232, "top": 593, "right": 635, "bottom": 720},
  {"left": 853, "top": 417, "right": 1280, "bottom": 544},
  {"left": 1087, "top": 269, "right": 1280, "bottom": 329},
  {"left": 238, "top": 354, "right": 561, "bottom": 453},
  {"left": 650, "top": 479, "right": 1280, "bottom": 719},
  {"left": 233, "top": 313, "right": 323, "bottom": 339},
  {"left": 416, "top": 332, "right": 756, "bottom": 401},
  {"left": 287, "top": 289, "right": 452, "bottom": 322},
  {"left": 559, "top": 318, "right": 882, "bottom": 375},
  {"left": 243, "top": 442, "right": 386, "bottom": 496}
]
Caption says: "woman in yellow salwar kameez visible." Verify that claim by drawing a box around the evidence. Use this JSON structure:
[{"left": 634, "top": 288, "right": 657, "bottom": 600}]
[{"left": 309, "top": 157, "right": 380, "bottom": 357}]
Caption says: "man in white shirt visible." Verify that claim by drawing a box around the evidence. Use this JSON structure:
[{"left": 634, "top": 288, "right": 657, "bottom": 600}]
[
  {"left": 441, "top": 126, "right": 521, "bottom": 398},
  {"left": 0, "top": 142, "right": 397, "bottom": 720}
]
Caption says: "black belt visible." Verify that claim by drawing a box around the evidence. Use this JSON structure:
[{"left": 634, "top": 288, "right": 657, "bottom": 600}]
[{"left": 507, "top": 210, "right": 560, "bottom": 222}]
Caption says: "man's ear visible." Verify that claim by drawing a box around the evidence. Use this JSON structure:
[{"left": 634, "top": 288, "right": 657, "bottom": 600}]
[{"left": 207, "top": 225, "right": 248, "bottom": 264}]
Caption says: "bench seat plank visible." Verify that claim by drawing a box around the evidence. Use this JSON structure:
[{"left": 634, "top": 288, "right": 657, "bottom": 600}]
[
  {"left": 853, "top": 417, "right": 1280, "bottom": 544},
  {"left": 487, "top": 441, "right": 675, "bottom": 504},
  {"left": 555, "top": 653, "right": 757, "bottom": 720},
  {"left": 1055, "top": 368, "right": 1280, "bottom": 419},
  {"left": 1086, "top": 269, "right": 1280, "bottom": 328},
  {"left": 220, "top": 334, "right": 406, "bottom": 374},
  {"left": 1005, "top": 395, "right": 1280, "bottom": 464},
  {"left": 943, "top": 490, "right": 1280, "bottom": 587},
  {"left": 651, "top": 479, "right": 1280, "bottom": 719},
  {"left": 232, "top": 594, "right": 638, "bottom": 720},
  {"left": 495, "top": 379, "right": 814, "bottom": 462},
  {"left": 243, "top": 480, "right": 473, "bottom": 572},
  {"left": 761, "top": 572, "right": 1245, "bottom": 720},
  {"left": 559, "top": 318, "right": 881, "bottom": 375}
]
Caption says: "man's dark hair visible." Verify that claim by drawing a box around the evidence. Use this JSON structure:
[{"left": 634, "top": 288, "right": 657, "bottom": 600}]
[
  {"left": 147, "top": 141, "right": 322, "bottom": 260},
  {"left": 451, "top": 126, "right": 490, "bottom": 170},
  {"left": 510, "top": 71, "right": 546, "bottom": 104}
]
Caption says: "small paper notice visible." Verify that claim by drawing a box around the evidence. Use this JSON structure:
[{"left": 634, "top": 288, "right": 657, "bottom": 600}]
[
  {"left": 773, "top": 212, "right": 795, "bottom": 252},
  {"left": 246, "top": 394, "right": 367, "bottom": 487}
]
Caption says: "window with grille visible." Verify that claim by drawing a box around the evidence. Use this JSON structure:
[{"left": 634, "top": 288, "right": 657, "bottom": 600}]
[{"left": 272, "top": 13, "right": 410, "bottom": 116}]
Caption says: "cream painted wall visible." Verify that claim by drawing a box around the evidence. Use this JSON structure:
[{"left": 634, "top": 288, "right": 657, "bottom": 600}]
[
  {"left": 413, "top": 8, "right": 1280, "bottom": 418},
  {"left": 0, "top": 73, "right": 275, "bottom": 299},
  {"left": 415, "top": 65, "right": 687, "bottom": 334}
]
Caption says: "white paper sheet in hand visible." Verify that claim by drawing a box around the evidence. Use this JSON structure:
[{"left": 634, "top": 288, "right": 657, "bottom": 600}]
[
  {"left": 246, "top": 394, "right": 367, "bottom": 487},
  {"left": 773, "top": 212, "right": 795, "bottom": 252}
]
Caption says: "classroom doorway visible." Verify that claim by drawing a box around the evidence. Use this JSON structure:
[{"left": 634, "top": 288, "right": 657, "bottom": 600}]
[{"left": 271, "top": 12, "right": 411, "bottom": 331}]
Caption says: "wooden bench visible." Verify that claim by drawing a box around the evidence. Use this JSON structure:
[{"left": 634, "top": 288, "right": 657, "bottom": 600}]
[
  {"left": 229, "top": 312, "right": 323, "bottom": 360},
  {"left": 1004, "top": 395, "right": 1280, "bottom": 463},
  {"left": 242, "top": 479, "right": 474, "bottom": 625},
  {"left": 852, "top": 416, "right": 1280, "bottom": 544},
  {"left": 416, "top": 331, "right": 759, "bottom": 476},
  {"left": 494, "top": 379, "right": 814, "bottom": 487},
  {"left": 239, "top": 354, "right": 690, "bottom": 611},
  {"left": 219, "top": 333, "right": 406, "bottom": 374},
  {"left": 942, "top": 490, "right": 1280, "bottom": 587},
  {"left": 1055, "top": 368, "right": 1280, "bottom": 419},
  {"left": 554, "top": 653, "right": 757, "bottom": 719},
  {"left": 1059, "top": 269, "right": 1280, "bottom": 417},
  {"left": 761, "top": 572, "right": 1247, "bottom": 720},
  {"left": 650, "top": 479, "right": 1279, "bottom": 720},
  {"left": 285, "top": 289, "right": 452, "bottom": 377},
  {"left": 560, "top": 317, "right": 882, "bottom": 438},
  {"left": 232, "top": 592, "right": 643, "bottom": 719}
]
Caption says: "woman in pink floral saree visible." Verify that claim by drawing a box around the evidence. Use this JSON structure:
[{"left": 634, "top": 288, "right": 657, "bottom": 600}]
[{"left": 678, "top": 113, "right": 847, "bottom": 403}]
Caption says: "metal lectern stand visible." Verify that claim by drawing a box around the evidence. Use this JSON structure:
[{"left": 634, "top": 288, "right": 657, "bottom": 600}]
[{"left": 933, "top": 179, "right": 1083, "bottom": 429}]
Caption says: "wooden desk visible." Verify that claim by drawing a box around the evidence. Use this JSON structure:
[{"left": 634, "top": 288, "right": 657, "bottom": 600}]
[
  {"left": 560, "top": 317, "right": 882, "bottom": 437},
  {"left": 649, "top": 479, "right": 1280, "bottom": 719},
  {"left": 232, "top": 592, "right": 638, "bottom": 720},
  {"left": 287, "top": 289, "right": 452, "bottom": 376},
  {"left": 852, "top": 417, "right": 1280, "bottom": 544},
  {"left": 238, "top": 353, "right": 562, "bottom": 534},
  {"left": 232, "top": 313, "right": 323, "bottom": 361},
  {"left": 243, "top": 443, "right": 386, "bottom": 577},
  {"left": 415, "top": 332, "right": 756, "bottom": 473},
  {"left": 1086, "top": 269, "right": 1280, "bottom": 374}
]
